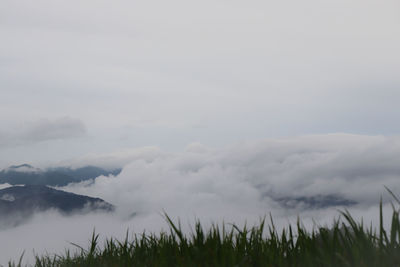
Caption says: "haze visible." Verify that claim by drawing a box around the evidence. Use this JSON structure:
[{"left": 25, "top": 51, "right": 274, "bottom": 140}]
[
  {"left": 1, "top": 0, "right": 400, "bottom": 265},
  {"left": 1, "top": 0, "right": 400, "bottom": 165}
]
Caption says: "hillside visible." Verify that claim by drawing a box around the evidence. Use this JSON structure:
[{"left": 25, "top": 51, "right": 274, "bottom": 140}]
[
  {"left": 0, "top": 185, "right": 114, "bottom": 228},
  {"left": 0, "top": 164, "right": 121, "bottom": 186}
]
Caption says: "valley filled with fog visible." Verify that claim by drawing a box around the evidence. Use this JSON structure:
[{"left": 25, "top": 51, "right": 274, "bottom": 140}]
[
  {"left": 1, "top": 134, "right": 399, "bottom": 264},
  {"left": 1, "top": 0, "right": 400, "bottom": 264}
]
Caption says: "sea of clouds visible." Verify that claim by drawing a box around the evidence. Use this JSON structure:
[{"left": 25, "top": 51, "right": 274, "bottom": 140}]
[{"left": 1, "top": 134, "right": 400, "bottom": 265}]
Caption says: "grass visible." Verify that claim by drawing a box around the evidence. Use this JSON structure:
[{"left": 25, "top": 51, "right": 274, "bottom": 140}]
[{"left": 8, "top": 197, "right": 400, "bottom": 266}]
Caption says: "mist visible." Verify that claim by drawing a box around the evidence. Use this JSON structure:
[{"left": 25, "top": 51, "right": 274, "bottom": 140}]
[
  {"left": 1, "top": 0, "right": 400, "bottom": 264},
  {"left": 1, "top": 134, "right": 400, "bottom": 264}
]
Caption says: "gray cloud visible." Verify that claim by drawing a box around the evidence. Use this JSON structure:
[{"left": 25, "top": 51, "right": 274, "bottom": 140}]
[
  {"left": 0, "top": 117, "right": 86, "bottom": 148},
  {"left": 22, "top": 117, "right": 86, "bottom": 142},
  {"left": 1, "top": 0, "right": 400, "bottom": 162}
]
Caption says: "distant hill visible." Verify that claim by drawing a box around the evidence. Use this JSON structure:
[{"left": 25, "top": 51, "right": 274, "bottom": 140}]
[
  {"left": 272, "top": 194, "right": 357, "bottom": 209},
  {"left": 0, "top": 164, "right": 121, "bottom": 186},
  {"left": 0, "top": 185, "right": 114, "bottom": 228}
]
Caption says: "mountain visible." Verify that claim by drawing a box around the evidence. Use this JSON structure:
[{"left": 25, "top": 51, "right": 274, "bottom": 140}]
[
  {"left": 0, "top": 185, "right": 114, "bottom": 228},
  {"left": 47, "top": 166, "right": 121, "bottom": 182},
  {"left": 0, "top": 165, "right": 121, "bottom": 186},
  {"left": 273, "top": 194, "right": 357, "bottom": 209},
  {"left": 6, "top": 164, "right": 40, "bottom": 173}
]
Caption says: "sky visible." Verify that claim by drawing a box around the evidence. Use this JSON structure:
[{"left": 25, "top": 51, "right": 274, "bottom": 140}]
[
  {"left": 1, "top": 0, "right": 400, "bottom": 166},
  {"left": 1, "top": 0, "right": 400, "bottom": 264}
]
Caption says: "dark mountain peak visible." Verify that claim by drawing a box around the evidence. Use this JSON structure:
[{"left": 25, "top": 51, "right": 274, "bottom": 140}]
[
  {"left": 0, "top": 184, "right": 66, "bottom": 198},
  {"left": 9, "top": 164, "right": 34, "bottom": 169},
  {"left": 5, "top": 164, "right": 41, "bottom": 173},
  {"left": 0, "top": 185, "right": 114, "bottom": 228},
  {"left": 0, "top": 185, "right": 114, "bottom": 209}
]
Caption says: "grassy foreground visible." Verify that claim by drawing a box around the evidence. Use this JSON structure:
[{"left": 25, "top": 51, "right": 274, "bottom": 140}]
[{"left": 9, "top": 202, "right": 400, "bottom": 266}]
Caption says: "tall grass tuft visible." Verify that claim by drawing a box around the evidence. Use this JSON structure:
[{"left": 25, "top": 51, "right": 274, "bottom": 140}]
[{"left": 7, "top": 200, "right": 400, "bottom": 266}]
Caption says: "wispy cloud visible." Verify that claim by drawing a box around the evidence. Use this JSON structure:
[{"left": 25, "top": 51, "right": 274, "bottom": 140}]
[{"left": 0, "top": 117, "right": 87, "bottom": 148}]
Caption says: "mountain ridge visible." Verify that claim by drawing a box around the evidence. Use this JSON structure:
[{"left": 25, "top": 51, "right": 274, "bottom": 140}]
[
  {"left": 0, "top": 185, "right": 114, "bottom": 228},
  {"left": 0, "top": 164, "right": 121, "bottom": 186}
]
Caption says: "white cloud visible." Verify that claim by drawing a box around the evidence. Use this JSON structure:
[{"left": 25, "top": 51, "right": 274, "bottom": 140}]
[{"left": 61, "top": 134, "right": 400, "bottom": 214}]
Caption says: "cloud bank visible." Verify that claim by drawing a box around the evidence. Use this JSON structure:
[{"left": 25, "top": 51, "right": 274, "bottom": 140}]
[
  {"left": 1, "top": 134, "right": 399, "bottom": 264},
  {"left": 63, "top": 134, "right": 400, "bottom": 215}
]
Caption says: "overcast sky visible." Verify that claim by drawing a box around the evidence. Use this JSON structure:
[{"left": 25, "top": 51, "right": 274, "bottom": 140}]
[
  {"left": 2, "top": 1, "right": 400, "bottom": 263},
  {"left": 1, "top": 0, "right": 400, "bottom": 166}
]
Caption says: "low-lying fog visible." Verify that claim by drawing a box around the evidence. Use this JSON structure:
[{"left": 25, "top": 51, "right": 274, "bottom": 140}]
[{"left": 1, "top": 134, "right": 400, "bottom": 265}]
